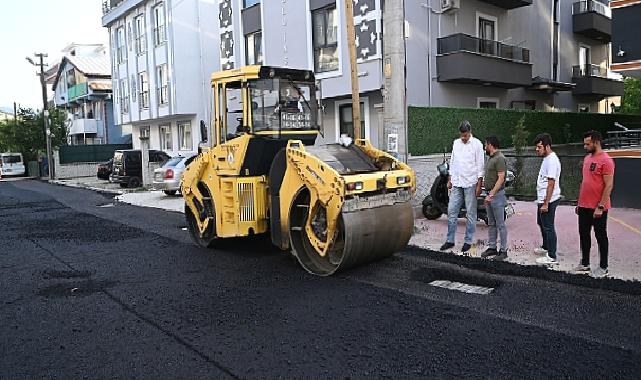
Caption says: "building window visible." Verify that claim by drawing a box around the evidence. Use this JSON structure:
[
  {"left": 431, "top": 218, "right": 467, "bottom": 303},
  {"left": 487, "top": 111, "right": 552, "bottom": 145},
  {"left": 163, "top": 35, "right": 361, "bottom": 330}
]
[
  {"left": 153, "top": 4, "right": 167, "bottom": 46},
  {"left": 178, "top": 121, "right": 192, "bottom": 151},
  {"left": 139, "top": 71, "right": 149, "bottom": 109},
  {"left": 245, "top": 31, "right": 263, "bottom": 65},
  {"left": 140, "top": 126, "right": 150, "bottom": 139},
  {"left": 339, "top": 103, "right": 365, "bottom": 139},
  {"left": 243, "top": 0, "right": 260, "bottom": 7},
  {"left": 120, "top": 78, "right": 129, "bottom": 113},
  {"left": 117, "top": 26, "right": 127, "bottom": 64},
  {"left": 159, "top": 125, "right": 172, "bottom": 150},
  {"left": 312, "top": 5, "right": 339, "bottom": 73},
  {"left": 134, "top": 14, "right": 146, "bottom": 55},
  {"left": 66, "top": 68, "right": 76, "bottom": 88},
  {"left": 511, "top": 100, "right": 535, "bottom": 110},
  {"left": 477, "top": 97, "right": 499, "bottom": 109},
  {"left": 157, "top": 64, "right": 169, "bottom": 105}
]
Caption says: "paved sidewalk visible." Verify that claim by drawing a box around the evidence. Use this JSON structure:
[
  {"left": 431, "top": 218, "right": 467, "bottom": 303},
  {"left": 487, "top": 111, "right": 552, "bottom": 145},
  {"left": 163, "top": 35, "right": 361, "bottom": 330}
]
[
  {"left": 50, "top": 176, "right": 125, "bottom": 195},
  {"left": 410, "top": 201, "right": 641, "bottom": 281}
]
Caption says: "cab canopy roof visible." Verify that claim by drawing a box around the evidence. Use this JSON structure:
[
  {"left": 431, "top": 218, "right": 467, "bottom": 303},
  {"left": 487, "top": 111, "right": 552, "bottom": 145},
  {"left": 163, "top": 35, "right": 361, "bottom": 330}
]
[{"left": 211, "top": 66, "right": 315, "bottom": 85}]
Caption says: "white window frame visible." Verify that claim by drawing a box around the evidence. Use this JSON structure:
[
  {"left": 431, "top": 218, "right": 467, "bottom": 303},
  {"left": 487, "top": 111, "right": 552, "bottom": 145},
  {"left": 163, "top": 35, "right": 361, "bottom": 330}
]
[
  {"left": 153, "top": 3, "right": 167, "bottom": 46},
  {"left": 116, "top": 26, "right": 127, "bottom": 64},
  {"left": 139, "top": 71, "right": 149, "bottom": 110},
  {"left": 156, "top": 64, "right": 169, "bottom": 105},
  {"left": 159, "top": 125, "right": 172, "bottom": 150},
  {"left": 477, "top": 97, "right": 500, "bottom": 109},
  {"left": 134, "top": 14, "right": 147, "bottom": 55},
  {"left": 334, "top": 97, "right": 370, "bottom": 141},
  {"left": 245, "top": 31, "right": 263, "bottom": 65},
  {"left": 177, "top": 121, "right": 193, "bottom": 151},
  {"left": 578, "top": 103, "right": 591, "bottom": 113},
  {"left": 476, "top": 12, "right": 498, "bottom": 41},
  {"left": 119, "top": 78, "right": 129, "bottom": 114},
  {"left": 310, "top": 1, "right": 343, "bottom": 79}
]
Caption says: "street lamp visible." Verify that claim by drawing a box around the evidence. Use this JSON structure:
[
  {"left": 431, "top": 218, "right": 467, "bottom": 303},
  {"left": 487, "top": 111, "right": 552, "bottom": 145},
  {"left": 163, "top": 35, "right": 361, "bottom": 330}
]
[{"left": 25, "top": 53, "right": 55, "bottom": 180}]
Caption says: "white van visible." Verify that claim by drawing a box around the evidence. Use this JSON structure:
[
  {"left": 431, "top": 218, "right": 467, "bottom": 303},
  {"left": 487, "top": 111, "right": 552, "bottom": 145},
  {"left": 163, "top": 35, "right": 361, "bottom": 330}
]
[{"left": 1, "top": 153, "right": 26, "bottom": 176}]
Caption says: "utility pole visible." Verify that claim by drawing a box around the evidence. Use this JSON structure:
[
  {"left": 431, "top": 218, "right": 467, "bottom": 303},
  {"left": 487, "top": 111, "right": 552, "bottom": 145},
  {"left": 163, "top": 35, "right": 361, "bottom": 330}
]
[
  {"left": 344, "top": 0, "right": 362, "bottom": 140},
  {"left": 383, "top": 0, "right": 408, "bottom": 162},
  {"left": 28, "top": 53, "right": 55, "bottom": 180}
]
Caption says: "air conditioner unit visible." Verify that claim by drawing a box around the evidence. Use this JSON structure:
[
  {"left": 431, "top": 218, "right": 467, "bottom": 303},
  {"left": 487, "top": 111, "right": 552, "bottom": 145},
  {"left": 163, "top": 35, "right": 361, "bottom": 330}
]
[{"left": 441, "top": 0, "right": 460, "bottom": 13}]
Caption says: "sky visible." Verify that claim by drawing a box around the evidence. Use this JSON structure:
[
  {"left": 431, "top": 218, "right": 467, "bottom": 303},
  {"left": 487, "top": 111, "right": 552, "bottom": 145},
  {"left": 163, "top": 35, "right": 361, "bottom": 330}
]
[{"left": 0, "top": 0, "right": 109, "bottom": 110}]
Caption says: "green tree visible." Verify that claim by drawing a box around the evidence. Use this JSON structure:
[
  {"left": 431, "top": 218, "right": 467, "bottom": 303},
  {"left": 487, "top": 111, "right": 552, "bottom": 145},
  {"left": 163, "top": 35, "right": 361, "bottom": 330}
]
[
  {"left": 0, "top": 107, "right": 67, "bottom": 161},
  {"left": 620, "top": 77, "right": 641, "bottom": 114}
]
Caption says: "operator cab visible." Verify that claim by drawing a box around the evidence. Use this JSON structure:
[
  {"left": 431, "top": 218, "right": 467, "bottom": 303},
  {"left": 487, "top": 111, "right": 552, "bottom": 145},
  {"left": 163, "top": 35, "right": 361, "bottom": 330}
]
[{"left": 211, "top": 66, "right": 319, "bottom": 146}]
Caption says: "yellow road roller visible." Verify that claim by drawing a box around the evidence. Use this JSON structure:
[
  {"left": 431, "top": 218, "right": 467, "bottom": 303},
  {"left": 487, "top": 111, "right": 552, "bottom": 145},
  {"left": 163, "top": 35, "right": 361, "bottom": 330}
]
[{"left": 181, "top": 65, "right": 415, "bottom": 275}]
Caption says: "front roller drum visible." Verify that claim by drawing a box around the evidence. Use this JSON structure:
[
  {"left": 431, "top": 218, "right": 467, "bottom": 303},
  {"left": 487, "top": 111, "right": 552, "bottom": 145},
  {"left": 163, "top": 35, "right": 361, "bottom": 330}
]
[{"left": 290, "top": 200, "right": 414, "bottom": 276}]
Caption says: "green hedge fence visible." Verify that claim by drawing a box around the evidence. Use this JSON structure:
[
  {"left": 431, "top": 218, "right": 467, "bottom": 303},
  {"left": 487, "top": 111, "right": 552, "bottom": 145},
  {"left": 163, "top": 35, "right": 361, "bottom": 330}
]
[{"left": 408, "top": 107, "right": 641, "bottom": 155}]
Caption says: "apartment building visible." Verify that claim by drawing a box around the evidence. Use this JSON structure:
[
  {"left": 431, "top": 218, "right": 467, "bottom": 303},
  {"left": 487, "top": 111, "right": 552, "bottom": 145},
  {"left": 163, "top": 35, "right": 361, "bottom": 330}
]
[
  {"left": 212, "top": 0, "right": 386, "bottom": 146},
  {"left": 612, "top": 0, "right": 641, "bottom": 78},
  {"left": 101, "top": 0, "right": 219, "bottom": 156},
  {"left": 215, "top": 0, "right": 623, "bottom": 152},
  {"left": 51, "top": 44, "right": 127, "bottom": 145},
  {"left": 405, "top": 0, "right": 623, "bottom": 114}
]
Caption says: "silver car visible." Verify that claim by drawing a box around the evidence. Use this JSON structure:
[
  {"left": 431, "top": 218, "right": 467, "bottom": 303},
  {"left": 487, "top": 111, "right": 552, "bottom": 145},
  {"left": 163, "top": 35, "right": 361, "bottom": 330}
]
[{"left": 153, "top": 154, "right": 197, "bottom": 196}]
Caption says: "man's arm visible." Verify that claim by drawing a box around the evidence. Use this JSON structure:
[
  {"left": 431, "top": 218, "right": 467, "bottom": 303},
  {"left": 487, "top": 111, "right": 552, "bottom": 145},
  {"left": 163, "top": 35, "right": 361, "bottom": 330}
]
[
  {"left": 540, "top": 178, "right": 555, "bottom": 212},
  {"left": 448, "top": 142, "right": 456, "bottom": 189},
  {"left": 475, "top": 141, "right": 484, "bottom": 196},
  {"left": 594, "top": 174, "right": 614, "bottom": 218},
  {"left": 489, "top": 172, "right": 506, "bottom": 196}
]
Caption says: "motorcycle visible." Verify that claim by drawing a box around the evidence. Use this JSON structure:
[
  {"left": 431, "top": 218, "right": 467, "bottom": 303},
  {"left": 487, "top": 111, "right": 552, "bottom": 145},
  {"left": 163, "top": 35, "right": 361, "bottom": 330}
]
[{"left": 421, "top": 160, "right": 515, "bottom": 225}]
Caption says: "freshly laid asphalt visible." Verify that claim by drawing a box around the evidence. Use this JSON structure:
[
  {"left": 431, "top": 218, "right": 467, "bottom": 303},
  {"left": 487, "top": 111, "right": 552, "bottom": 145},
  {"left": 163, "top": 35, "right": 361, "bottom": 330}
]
[{"left": 1, "top": 179, "right": 641, "bottom": 379}]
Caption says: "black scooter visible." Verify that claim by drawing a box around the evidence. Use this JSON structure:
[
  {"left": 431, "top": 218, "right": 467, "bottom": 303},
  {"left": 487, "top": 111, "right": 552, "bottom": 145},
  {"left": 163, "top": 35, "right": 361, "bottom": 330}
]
[{"left": 421, "top": 160, "right": 514, "bottom": 225}]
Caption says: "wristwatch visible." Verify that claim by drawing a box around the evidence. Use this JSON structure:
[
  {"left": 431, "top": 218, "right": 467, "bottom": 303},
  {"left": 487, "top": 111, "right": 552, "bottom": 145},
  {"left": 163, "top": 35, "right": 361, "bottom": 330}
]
[{"left": 597, "top": 204, "right": 605, "bottom": 210}]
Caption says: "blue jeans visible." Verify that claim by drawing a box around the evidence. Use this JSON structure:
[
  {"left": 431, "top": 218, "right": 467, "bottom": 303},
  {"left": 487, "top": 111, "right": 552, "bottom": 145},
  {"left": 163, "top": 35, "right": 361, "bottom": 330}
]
[
  {"left": 537, "top": 199, "right": 559, "bottom": 259},
  {"left": 487, "top": 189, "right": 508, "bottom": 251},
  {"left": 446, "top": 186, "right": 477, "bottom": 245}
]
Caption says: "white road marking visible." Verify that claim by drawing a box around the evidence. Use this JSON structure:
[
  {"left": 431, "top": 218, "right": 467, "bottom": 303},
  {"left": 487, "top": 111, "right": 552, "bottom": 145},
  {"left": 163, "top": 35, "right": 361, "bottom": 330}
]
[{"left": 429, "top": 280, "right": 494, "bottom": 295}]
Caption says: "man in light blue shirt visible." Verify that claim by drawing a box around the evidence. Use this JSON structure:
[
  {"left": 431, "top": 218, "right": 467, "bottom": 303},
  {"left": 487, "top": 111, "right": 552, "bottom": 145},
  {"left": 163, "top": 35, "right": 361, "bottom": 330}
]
[{"left": 440, "top": 121, "right": 485, "bottom": 254}]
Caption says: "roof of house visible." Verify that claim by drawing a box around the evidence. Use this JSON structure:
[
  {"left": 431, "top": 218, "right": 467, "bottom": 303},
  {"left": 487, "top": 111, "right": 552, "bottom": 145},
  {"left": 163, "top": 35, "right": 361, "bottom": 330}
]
[{"left": 51, "top": 55, "right": 111, "bottom": 90}]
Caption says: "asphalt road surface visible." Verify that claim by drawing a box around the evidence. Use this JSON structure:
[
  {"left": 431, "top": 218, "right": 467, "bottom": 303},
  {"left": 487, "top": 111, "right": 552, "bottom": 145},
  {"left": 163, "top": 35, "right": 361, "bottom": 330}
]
[{"left": 2, "top": 180, "right": 641, "bottom": 379}]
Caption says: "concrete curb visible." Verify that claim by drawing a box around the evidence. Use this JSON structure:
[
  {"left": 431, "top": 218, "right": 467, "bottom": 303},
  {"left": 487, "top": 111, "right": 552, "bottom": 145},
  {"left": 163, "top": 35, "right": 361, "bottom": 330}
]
[{"left": 49, "top": 180, "right": 125, "bottom": 196}]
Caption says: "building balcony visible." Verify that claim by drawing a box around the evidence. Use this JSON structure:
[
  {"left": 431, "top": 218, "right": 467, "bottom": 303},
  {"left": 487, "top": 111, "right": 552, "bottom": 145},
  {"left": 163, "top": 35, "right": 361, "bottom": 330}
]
[
  {"left": 67, "top": 83, "right": 88, "bottom": 101},
  {"left": 573, "top": 0, "right": 612, "bottom": 42},
  {"left": 572, "top": 64, "right": 624, "bottom": 99},
  {"left": 69, "top": 119, "right": 102, "bottom": 135},
  {"left": 478, "top": 0, "right": 532, "bottom": 10},
  {"left": 436, "top": 34, "right": 532, "bottom": 88}
]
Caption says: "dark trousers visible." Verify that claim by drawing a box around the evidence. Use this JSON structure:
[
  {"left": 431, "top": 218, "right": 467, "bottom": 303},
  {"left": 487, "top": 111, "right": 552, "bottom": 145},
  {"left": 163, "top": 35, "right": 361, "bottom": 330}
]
[
  {"left": 537, "top": 200, "right": 559, "bottom": 258},
  {"left": 578, "top": 207, "right": 609, "bottom": 269}
]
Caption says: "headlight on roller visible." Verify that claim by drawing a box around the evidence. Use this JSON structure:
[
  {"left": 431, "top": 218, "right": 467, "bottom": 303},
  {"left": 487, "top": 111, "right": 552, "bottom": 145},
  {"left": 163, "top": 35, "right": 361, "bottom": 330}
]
[{"left": 397, "top": 176, "right": 410, "bottom": 185}]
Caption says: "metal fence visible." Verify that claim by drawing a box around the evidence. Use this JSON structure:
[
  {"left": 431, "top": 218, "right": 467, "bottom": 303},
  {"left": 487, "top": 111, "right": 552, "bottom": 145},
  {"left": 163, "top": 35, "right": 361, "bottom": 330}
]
[
  {"left": 504, "top": 154, "right": 585, "bottom": 202},
  {"left": 58, "top": 144, "right": 132, "bottom": 164}
]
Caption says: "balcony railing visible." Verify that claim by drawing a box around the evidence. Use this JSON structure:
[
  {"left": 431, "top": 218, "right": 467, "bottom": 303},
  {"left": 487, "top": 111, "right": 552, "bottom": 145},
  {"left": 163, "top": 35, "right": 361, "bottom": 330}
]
[
  {"left": 572, "top": 64, "right": 608, "bottom": 78},
  {"left": 68, "top": 83, "right": 88, "bottom": 101},
  {"left": 572, "top": 0, "right": 611, "bottom": 18},
  {"left": 437, "top": 34, "right": 530, "bottom": 63},
  {"left": 102, "top": 0, "right": 125, "bottom": 15}
]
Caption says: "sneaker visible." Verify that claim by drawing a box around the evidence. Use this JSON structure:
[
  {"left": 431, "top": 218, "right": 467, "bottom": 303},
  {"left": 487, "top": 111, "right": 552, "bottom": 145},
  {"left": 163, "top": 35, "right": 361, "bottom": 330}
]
[
  {"left": 592, "top": 267, "right": 609, "bottom": 278},
  {"left": 572, "top": 264, "right": 590, "bottom": 273},
  {"left": 481, "top": 248, "right": 498, "bottom": 258},
  {"left": 440, "top": 242, "right": 455, "bottom": 251},
  {"left": 493, "top": 251, "right": 508, "bottom": 261},
  {"left": 536, "top": 255, "right": 557, "bottom": 265},
  {"left": 461, "top": 243, "right": 472, "bottom": 254},
  {"left": 534, "top": 247, "right": 548, "bottom": 255}
]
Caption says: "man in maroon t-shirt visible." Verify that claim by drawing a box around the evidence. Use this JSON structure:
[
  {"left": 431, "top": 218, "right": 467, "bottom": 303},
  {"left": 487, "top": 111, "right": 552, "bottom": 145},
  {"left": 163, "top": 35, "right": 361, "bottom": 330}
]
[{"left": 574, "top": 130, "right": 615, "bottom": 278}]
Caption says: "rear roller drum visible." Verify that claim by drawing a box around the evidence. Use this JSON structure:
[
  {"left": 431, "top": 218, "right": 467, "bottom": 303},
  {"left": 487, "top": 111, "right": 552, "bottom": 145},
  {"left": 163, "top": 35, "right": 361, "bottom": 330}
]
[{"left": 289, "top": 189, "right": 414, "bottom": 276}]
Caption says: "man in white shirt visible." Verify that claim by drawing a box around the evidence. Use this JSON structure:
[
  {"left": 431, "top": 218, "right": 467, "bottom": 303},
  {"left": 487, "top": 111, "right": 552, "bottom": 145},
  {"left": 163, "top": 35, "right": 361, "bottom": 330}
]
[
  {"left": 533, "top": 133, "right": 562, "bottom": 265},
  {"left": 440, "top": 121, "right": 485, "bottom": 254}
]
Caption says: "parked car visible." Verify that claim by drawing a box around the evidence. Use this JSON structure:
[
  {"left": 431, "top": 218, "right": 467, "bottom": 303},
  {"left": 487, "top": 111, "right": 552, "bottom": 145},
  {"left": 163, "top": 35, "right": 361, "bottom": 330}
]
[
  {"left": 96, "top": 158, "right": 113, "bottom": 180},
  {"left": 0, "top": 153, "right": 26, "bottom": 177},
  {"left": 153, "top": 154, "right": 197, "bottom": 196},
  {"left": 110, "top": 149, "right": 170, "bottom": 188}
]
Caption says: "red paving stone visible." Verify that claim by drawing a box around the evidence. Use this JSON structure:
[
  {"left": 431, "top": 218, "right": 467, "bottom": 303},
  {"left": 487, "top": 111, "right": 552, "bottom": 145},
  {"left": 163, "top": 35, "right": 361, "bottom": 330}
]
[{"left": 410, "top": 201, "right": 641, "bottom": 281}]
